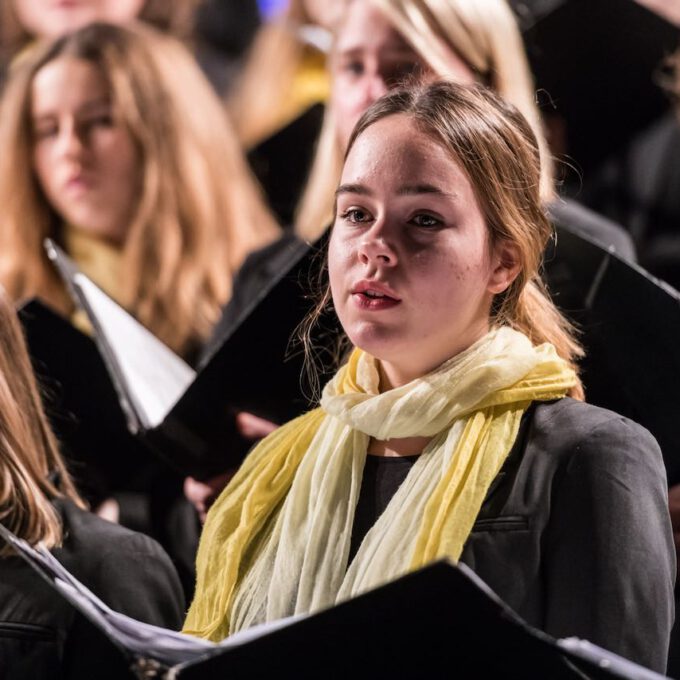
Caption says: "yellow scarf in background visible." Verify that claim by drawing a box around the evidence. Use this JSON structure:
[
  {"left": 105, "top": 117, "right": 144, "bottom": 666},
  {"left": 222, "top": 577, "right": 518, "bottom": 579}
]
[{"left": 184, "top": 327, "right": 577, "bottom": 641}]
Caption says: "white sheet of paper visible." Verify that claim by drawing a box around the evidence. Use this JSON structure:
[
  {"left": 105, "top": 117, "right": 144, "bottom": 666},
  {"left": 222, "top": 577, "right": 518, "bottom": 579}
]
[{"left": 74, "top": 274, "right": 196, "bottom": 429}]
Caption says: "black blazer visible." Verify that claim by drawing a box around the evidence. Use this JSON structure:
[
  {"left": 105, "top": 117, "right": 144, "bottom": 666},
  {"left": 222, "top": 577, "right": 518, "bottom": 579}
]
[
  {"left": 461, "top": 398, "right": 675, "bottom": 674},
  {"left": 0, "top": 499, "right": 185, "bottom": 679}
]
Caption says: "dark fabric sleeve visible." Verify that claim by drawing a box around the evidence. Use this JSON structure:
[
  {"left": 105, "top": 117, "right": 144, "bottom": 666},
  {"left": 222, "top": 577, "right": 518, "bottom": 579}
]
[
  {"left": 55, "top": 505, "right": 187, "bottom": 678},
  {"left": 543, "top": 416, "right": 675, "bottom": 673},
  {"left": 92, "top": 532, "right": 186, "bottom": 630}
]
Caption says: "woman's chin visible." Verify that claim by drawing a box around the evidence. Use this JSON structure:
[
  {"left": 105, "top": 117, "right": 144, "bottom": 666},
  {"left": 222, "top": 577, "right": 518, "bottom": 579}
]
[{"left": 346, "top": 323, "right": 411, "bottom": 362}]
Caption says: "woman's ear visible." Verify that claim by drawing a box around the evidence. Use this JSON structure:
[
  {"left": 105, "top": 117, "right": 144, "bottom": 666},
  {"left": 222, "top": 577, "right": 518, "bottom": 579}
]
[{"left": 488, "top": 240, "right": 522, "bottom": 294}]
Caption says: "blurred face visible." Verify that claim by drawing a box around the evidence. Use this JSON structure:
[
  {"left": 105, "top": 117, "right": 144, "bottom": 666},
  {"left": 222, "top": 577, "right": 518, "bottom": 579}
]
[
  {"left": 31, "top": 56, "right": 140, "bottom": 244},
  {"left": 331, "top": 1, "right": 476, "bottom": 149},
  {"left": 12, "top": 0, "right": 145, "bottom": 39},
  {"left": 329, "top": 115, "right": 518, "bottom": 387}
]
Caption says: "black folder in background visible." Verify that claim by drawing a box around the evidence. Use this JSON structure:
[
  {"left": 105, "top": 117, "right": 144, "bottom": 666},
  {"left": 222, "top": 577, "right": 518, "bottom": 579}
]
[
  {"left": 0, "top": 522, "right": 667, "bottom": 680},
  {"left": 544, "top": 222, "right": 680, "bottom": 484},
  {"left": 29, "top": 237, "right": 333, "bottom": 481},
  {"left": 18, "top": 299, "right": 157, "bottom": 503}
]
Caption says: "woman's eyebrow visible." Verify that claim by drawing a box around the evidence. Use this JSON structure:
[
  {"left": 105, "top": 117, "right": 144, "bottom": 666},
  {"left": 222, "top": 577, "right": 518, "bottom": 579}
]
[
  {"left": 335, "top": 183, "right": 372, "bottom": 198},
  {"left": 335, "top": 183, "right": 458, "bottom": 199},
  {"left": 397, "top": 184, "right": 458, "bottom": 199},
  {"left": 77, "top": 97, "right": 111, "bottom": 113},
  {"left": 32, "top": 96, "right": 110, "bottom": 121}
]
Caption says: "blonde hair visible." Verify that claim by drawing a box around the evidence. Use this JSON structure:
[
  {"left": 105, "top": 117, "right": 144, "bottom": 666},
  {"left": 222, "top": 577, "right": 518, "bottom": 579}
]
[
  {"left": 0, "top": 22, "right": 280, "bottom": 356},
  {"left": 306, "top": 81, "right": 583, "bottom": 398},
  {"left": 296, "top": 0, "right": 554, "bottom": 241},
  {"left": 0, "top": 287, "right": 85, "bottom": 555}
]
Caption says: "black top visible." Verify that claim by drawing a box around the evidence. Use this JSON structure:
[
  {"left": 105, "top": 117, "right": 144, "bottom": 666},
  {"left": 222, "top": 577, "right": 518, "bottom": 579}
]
[{"left": 348, "top": 454, "right": 420, "bottom": 563}]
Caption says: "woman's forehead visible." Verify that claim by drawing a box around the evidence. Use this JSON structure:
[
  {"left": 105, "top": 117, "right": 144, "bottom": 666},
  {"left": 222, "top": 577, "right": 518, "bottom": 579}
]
[
  {"left": 334, "top": 2, "right": 415, "bottom": 56},
  {"left": 341, "top": 116, "right": 469, "bottom": 192}
]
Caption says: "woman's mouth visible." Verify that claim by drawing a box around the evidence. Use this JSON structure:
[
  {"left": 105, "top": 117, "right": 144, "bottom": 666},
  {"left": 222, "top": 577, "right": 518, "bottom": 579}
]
[{"left": 351, "top": 285, "right": 401, "bottom": 311}]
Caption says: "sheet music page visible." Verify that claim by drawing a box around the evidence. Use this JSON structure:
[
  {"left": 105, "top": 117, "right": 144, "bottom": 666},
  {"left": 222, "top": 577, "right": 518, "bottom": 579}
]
[{"left": 74, "top": 274, "right": 196, "bottom": 429}]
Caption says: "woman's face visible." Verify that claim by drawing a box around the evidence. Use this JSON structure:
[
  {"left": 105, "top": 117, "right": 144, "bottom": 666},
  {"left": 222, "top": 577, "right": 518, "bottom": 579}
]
[
  {"left": 331, "top": 1, "right": 476, "bottom": 149},
  {"left": 12, "top": 0, "right": 145, "bottom": 39},
  {"left": 31, "top": 56, "right": 140, "bottom": 245},
  {"left": 329, "top": 114, "right": 517, "bottom": 387}
]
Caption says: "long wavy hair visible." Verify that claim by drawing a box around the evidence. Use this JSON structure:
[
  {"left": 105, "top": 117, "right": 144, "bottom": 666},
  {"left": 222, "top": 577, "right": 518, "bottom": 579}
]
[
  {"left": 0, "top": 287, "right": 85, "bottom": 556},
  {"left": 296, "top": 0, "right": 554, "bottom": 241},
  {"left": 0, "top": 22, "right": 280, "bottom": 356},
  {"left": 303, "top": 81, "right": 583, "bottom": 399}
]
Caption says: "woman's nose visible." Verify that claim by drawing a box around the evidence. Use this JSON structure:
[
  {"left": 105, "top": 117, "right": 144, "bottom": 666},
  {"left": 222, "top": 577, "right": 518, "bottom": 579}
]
[
  {"left": 56, "top": 123, "right": 86, "bottom": 158},
  {"left": 358, "top": 226, "right": 398, "bottom": 267},
  {"left": 366, "top": 74, "right": 389, "bottom": 105}
]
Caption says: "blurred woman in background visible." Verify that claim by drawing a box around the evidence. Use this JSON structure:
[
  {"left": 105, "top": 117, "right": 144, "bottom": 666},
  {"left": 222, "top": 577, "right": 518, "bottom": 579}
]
[
  {"left": 0, "top": 22, "right": 281, "bottom": 592},
  {"left": 0, "top": 21, "right": 279, "bottom": 358}
]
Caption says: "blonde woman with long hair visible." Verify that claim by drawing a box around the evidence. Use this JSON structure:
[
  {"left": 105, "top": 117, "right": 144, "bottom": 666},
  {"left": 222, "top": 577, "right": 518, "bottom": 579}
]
[
  {"left": 296, "top": 0, "right": 634, "bottom": 263},
  {"left": 185, "top": 82, "right": 673, "bottom": 673},
  {"left": 0, "top": 286, "right": 185, "bottom": 677},
  {"left": 0, "top": 21, "right": 280, "bottom": 358}
]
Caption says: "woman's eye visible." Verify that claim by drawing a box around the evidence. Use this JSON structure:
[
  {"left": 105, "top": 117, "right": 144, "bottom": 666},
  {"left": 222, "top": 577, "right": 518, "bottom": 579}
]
[
  {"left": 410, "top": 213, "right": 442, "bottom": 228},
  {"left": 33, "top": 125, "right": 58, "bottom": 140},
  {"left": 344, "top": 60, "right": 364, "bottom": 76},
  {"left": 84, "top": 114, "right": 114, "bottom": 129},
  {"left": 384, "top": 61, "right": 421, "bottom": 87},
  {"left": 340, "top": 208, "right": 371, "bottom": 223}
]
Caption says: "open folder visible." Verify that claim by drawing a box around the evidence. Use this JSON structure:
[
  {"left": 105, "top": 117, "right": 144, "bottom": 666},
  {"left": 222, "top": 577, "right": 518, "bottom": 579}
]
[
  {"left": 0, "top": 523, "right": 667, "bottom": 680},
  {"left": 33, "top": 237, "right": 334, "bottom": 480}
]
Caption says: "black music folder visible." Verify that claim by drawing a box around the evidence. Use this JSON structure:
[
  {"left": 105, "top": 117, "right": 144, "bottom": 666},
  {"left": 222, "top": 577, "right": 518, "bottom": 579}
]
[
  {"left": 18, "top": 299, "right": 156, "bottom": 502},
  {"left": 32, "top": 236, "right": 333, "bottom": 480},
  {"left": 0, "top": 523, "right": 667, "bottom": 680}
]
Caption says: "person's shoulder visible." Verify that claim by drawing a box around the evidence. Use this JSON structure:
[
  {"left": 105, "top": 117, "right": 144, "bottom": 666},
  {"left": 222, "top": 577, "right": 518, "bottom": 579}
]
[
  {"left": 529, "top": 397, "right": 662, "bottom": 468},
  {"left": 55, "top": 499, "right": 185, "bottom": 626},
  {"left": 57, "top": 499, "right": 167, "bottom": 561}
]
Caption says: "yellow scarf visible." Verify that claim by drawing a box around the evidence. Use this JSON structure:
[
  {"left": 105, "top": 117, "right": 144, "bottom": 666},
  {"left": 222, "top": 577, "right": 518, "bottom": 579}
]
[{"left": 184, "top": 327, "right": 576, "bottom": 641}]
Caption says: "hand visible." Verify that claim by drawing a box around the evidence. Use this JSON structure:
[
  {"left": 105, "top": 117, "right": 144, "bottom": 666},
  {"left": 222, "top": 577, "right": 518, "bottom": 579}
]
[
  {"left": 235, "top": 411, "right": 279, "bottom": 439},
  {"left": 184, "top": 470, "right": 235, "bottom": 523},
  {"left": 94, "top": 497, "right": 120, "bottom": 524}
]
